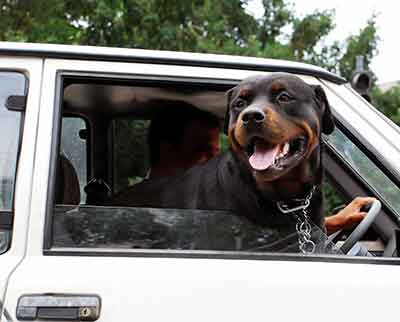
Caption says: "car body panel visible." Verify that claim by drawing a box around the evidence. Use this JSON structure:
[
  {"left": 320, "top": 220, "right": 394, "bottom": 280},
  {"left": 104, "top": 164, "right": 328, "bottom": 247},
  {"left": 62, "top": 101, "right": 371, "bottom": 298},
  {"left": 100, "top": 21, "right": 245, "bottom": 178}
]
[{"left": 5, "top": 255, "right": 400, "bottom": 322}]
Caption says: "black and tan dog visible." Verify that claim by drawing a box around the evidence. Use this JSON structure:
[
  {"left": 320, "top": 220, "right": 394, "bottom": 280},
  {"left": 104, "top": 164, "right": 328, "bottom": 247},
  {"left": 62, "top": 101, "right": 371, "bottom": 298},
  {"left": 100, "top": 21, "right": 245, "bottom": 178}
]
[{"left": 114, "top": 73, "right": 334, "bottom": 233}]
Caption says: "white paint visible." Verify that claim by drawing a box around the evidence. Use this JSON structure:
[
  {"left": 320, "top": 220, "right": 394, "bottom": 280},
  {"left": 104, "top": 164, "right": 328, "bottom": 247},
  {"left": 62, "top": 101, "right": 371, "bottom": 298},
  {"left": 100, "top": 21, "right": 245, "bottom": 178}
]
[{"left": 5, "top": 256, "right": 400, "bottom": 321}]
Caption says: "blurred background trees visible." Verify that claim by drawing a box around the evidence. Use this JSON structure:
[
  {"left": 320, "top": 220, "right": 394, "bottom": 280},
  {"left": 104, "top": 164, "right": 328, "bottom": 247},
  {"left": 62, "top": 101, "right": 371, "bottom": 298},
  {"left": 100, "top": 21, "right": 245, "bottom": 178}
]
[{"left": 0, "top": 0, "right": 378, "bottom": 72}]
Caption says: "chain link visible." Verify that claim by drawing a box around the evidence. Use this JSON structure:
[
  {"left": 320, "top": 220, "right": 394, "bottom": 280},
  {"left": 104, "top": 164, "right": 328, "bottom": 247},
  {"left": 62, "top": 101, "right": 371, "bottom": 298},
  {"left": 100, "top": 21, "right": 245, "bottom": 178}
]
[
  {"left": 275, "top": 186, "right": 316, "bottom": 254},
  {"left": 296, "top": 207, "right": 315, "bottom": 254}
]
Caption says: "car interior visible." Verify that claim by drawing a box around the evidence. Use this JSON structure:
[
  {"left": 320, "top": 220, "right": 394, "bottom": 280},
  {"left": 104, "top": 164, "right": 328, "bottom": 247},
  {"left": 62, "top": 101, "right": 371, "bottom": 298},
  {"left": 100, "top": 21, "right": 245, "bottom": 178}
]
[{"left": 51, "top": 75, "right": 400, "bottom": 258}]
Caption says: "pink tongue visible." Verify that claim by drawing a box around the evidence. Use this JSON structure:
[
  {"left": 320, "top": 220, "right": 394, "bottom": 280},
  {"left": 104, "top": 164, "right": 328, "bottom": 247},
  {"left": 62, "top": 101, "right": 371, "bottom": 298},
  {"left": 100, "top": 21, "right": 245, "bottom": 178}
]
[{"left": 249, "top": 144, "right": 280, "bottom": 170}]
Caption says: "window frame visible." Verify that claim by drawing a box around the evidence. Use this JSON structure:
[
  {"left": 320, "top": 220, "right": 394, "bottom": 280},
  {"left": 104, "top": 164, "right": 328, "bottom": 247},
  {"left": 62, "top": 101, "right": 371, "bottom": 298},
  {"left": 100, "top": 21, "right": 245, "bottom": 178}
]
[{"left": 44, "top": 70, "right": 400, "bottom": 265}]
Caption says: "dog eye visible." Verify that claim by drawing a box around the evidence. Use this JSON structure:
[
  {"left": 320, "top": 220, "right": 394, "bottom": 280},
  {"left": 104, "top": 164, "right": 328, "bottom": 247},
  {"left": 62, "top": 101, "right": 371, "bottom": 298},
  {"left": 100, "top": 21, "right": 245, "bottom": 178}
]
[
  {"left": 234, "top": 99, "right": 247, "bottom": 109},
  {"left": 277, "top": 92, "right": 293, "bottom": 103}
]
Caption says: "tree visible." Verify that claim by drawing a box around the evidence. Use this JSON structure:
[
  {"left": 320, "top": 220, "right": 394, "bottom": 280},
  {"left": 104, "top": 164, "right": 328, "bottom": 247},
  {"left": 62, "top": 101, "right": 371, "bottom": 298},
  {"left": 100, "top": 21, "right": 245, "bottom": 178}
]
[
  {"left": 339, "top": 17, "right": 379, "bottom": 80},
  {"left": 259, "top": 0, "right": 292, "bottom": 50},
  {"left": 0, "top": 0, "right": 378, "bottom": 75},
  {"left": 371, "top": 86, "right": 400, "bottom": 126}
]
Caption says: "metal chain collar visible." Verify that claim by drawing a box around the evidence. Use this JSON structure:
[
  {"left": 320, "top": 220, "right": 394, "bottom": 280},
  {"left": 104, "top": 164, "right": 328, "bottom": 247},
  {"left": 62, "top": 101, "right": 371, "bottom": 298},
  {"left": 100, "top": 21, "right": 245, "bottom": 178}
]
[{"left": 276, "top": 186, "right": 316, "bottom": 254}]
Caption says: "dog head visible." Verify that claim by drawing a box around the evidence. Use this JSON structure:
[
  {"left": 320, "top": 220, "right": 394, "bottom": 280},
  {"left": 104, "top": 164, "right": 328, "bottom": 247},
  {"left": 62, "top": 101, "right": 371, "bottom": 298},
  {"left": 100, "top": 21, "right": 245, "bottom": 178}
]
[{"left": 226, "top": 73, "right": 334, "bottom": 197}]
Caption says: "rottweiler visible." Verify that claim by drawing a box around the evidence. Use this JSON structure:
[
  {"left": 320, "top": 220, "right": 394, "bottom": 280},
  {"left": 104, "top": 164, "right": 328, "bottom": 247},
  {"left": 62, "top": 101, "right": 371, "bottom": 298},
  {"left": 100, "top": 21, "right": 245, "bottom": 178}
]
[{"left": 114, "top": 73, "right": 334, "bottom": 237}]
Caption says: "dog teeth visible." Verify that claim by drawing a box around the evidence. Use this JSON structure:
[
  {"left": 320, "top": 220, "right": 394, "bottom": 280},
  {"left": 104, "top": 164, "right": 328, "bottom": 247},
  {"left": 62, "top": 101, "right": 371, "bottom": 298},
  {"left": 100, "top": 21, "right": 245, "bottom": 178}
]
[
  {"left": 273, "top": 142, "right": 291, "bottom": 165},
  {"left": 283, "top": 142, "right": 289, "bottom": 155},
  {"left": 275, "top": 142, "right": 290, "bottom": 161}
]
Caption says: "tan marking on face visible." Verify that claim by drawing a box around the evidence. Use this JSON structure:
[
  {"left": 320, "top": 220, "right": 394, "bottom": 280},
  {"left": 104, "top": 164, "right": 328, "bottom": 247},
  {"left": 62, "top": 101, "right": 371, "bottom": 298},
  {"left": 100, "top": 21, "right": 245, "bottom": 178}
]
[
  {"left": 294, "top": 121, "right": 319, "bottom": 158},
  {"left": 228, "top": 126, "right": 246, "bottom": 160},
  {"left": 233, "top": 108, "right": 305, "bottom": 148},
  {"left": 238, "top": 89, "right": 251, "bottom": 99},
  {"left": 270, "top": 81, "right": 285, "bottom": 93}
]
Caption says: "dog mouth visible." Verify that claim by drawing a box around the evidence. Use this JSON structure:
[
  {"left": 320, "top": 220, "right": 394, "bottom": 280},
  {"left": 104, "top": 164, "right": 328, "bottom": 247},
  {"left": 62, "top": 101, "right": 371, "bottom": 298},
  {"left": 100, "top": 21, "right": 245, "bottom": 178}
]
[{"left": 245, "top": 136, "right": 307, "bottom": 172}]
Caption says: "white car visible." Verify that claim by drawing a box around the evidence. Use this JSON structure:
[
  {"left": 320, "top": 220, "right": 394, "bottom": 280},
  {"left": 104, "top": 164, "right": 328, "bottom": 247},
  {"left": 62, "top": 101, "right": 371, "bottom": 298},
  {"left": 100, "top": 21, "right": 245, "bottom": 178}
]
[{"left": 1, "top": 42, "right": 400, "bottom": 322}]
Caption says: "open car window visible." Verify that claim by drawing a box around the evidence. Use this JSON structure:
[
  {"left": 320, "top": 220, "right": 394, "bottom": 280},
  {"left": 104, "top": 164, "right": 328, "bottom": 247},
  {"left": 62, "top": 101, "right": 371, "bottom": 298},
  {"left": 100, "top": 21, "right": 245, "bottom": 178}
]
[{"left": 50, "top": 74, "right": 400, "bottom": 260}]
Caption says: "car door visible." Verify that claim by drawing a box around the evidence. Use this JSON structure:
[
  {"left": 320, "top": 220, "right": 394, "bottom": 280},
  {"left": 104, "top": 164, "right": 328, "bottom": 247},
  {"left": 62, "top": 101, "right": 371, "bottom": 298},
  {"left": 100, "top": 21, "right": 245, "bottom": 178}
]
[
  {"left": 0, "top": 57, "right": 42, "bottom": 321},
  {"left": 4, "top": 57, "right": 400, "bottom": 322}
]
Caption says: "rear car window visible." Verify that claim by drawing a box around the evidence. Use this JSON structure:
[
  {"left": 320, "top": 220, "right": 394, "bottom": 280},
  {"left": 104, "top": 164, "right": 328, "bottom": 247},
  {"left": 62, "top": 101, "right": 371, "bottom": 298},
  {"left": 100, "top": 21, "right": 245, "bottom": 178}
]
[{"left": 0, "top": 71, "right": 26, "bottom": 253}]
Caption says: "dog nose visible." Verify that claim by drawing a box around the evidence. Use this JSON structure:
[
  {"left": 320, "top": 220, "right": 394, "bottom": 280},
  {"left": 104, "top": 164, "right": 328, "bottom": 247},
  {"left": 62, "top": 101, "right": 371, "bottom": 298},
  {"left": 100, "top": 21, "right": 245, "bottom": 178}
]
[{"left": 242, "top": 108, "right": 265, "bottom": 126}]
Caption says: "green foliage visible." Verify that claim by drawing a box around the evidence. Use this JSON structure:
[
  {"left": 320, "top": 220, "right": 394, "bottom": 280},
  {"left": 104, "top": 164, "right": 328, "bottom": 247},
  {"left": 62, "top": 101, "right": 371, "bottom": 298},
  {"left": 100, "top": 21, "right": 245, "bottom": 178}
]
[
  {"left": 371, "top": 86, "right": 400, "bottom": 126},
  {"left": 0, "top": 0, "right": 379, "bottom": 77},
  {"left": 291, "top": 10, "right": 335, "bottom": 60},
  {"left": 339, "top": 17, "right": 380, "bottom": 80},
  {"left": 113, "top": 119, "right": 150, "bottom": 193},
  {"left": 259, "top": 0, "right": 292, "bottom": 49},
  {"left": 323, "top": 181, "right": 345, "bottom": 217}
]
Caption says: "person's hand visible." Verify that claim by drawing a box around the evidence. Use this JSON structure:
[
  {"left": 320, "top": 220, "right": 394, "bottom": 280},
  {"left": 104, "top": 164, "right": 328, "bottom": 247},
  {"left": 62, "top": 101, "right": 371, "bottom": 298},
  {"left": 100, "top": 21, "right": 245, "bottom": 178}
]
[{"left": 325, "top": 197, "right": 376, "bottom": 235}]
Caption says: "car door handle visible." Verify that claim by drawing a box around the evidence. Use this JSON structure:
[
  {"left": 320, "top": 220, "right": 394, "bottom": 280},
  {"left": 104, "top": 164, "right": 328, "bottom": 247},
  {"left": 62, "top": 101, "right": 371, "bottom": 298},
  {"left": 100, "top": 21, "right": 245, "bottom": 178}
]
[{"left": 16, "top": 294, "right": 101, "bottom": 321}]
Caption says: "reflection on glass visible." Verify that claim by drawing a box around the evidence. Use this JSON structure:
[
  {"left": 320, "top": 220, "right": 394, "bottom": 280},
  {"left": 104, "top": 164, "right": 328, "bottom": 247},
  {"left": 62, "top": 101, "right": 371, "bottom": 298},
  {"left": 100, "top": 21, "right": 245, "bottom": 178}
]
[
  {"left": 61, "top": 118, "right": 88, "bottom": 202},
  {"left": 325, "top": 128, "right": 400, "bottom": 216},
  {"left": 0, "top": 72, "right": 25, "bottom": 211},
  {"left": 53, "top": 206, "right": 339, "bottom": 254}
]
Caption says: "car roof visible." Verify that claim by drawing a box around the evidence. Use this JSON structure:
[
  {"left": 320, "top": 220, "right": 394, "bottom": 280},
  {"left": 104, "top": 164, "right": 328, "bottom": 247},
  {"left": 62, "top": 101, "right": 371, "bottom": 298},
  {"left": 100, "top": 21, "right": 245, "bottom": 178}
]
[{"left": 0, "top": 42, "right": 346, "bottom": 84}]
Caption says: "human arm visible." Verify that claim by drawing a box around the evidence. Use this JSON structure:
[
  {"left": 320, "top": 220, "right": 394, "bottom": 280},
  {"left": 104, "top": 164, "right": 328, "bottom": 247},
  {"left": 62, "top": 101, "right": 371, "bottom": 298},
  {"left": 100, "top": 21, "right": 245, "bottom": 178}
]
[{"left": 325, "top": 197, "right": 377, "bottom": 235}]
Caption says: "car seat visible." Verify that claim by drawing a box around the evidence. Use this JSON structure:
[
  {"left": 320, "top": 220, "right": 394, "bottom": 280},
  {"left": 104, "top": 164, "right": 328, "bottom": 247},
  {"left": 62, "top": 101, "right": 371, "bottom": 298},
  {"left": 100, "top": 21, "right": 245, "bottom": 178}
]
[{"left": 55, "top": 154, "right": 80, "bottom": 205}]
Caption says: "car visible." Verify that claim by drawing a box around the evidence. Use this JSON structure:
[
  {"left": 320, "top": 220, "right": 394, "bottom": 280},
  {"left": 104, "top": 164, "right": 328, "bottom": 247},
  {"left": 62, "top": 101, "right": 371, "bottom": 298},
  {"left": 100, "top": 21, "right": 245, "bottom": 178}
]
[{"left": 1, "top": 41, "right": 400, "bottom": 322}]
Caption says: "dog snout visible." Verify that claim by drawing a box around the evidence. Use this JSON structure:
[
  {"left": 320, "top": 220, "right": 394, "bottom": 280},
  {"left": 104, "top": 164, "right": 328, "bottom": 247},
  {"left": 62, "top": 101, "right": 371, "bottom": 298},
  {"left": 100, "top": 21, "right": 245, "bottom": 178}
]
[{"left": 241, "top": 107, "right": 265, "bottom": 126}]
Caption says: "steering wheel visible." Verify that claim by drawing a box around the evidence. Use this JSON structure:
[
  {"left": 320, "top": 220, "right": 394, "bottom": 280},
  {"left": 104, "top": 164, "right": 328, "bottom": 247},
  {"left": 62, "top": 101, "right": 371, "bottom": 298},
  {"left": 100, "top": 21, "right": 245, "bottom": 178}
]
[{"left": 327, "top": 199, "right": 381, "bottom": 254}]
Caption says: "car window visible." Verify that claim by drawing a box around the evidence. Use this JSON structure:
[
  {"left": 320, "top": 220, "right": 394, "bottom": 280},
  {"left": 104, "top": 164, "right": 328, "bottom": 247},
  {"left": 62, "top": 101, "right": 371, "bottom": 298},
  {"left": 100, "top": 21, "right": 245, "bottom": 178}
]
[
  {"left": 325, "top": 128, "right": 400, "bottom": 216},
  {"left": 49, "top": 76, "right": 396, "bottom": 261},
  {"left": 0, "top": 71, "right": 26, "bottom": 254}
]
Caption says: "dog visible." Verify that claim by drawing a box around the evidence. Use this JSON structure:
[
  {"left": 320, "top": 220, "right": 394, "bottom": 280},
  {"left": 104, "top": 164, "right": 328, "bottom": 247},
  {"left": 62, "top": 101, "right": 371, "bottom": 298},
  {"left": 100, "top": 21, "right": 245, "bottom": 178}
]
[{"left": 114, "top": 73, "right": 335, "bottom": 245}]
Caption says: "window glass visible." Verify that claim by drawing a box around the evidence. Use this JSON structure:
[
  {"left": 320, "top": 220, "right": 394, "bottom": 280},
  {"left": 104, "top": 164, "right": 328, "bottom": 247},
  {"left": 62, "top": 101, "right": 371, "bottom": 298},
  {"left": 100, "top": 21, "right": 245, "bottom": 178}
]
[
  {"left": 0, "top": 71, "right": 26, "bottom": 255},
  {"left": 60, "top": 117, "right": 88, "bottom": 203},
  {"left": 0, "top": 72, "right": 25, "bottom": 211},
  {"left": 324, "top": 128, "right": 400, "bottom": 216},
  {"left": 111, "top": 119, "right": 150, "bottom": 194},
  {"left": 53, "top": 205, "right": 339, "bottom": 253},
  {"left": 323, "top": 181, "right": 346, "bottom": 217}
]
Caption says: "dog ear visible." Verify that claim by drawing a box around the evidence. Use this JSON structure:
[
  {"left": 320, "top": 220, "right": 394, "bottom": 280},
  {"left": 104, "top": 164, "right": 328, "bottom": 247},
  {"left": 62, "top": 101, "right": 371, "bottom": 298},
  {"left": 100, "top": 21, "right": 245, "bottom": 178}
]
[
  {"left": 311, "top": 85, "right": 335, "bottom": 135},
  {"left": 224, "top": 87, "right": 235, "bottom": 134}
]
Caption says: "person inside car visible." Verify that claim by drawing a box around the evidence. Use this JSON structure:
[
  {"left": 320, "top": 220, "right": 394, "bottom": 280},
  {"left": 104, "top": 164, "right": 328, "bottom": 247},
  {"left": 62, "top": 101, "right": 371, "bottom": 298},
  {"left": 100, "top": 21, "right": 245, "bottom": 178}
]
[
  {"left": 147, "top": 101, "right": 221, "bottom": 179},
  {"left": 144, "top": 101, "right": 374, "bottom": 235}
]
